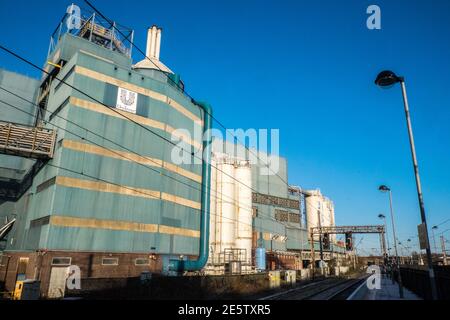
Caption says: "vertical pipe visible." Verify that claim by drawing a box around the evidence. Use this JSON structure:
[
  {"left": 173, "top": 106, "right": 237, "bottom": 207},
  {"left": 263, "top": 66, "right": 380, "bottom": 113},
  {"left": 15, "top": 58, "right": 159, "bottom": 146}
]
[
  {"left": 155, "top": 28, "right": 162, "bottom": 60},
  {"left": 150, "top": 26, "right": 157, "bottom": 58},
  {"left": 145, "top": 28, "right": 152, "bottom": 57},
  {"left": 169, "top": 102, "right": 212, "bottom": 272}
]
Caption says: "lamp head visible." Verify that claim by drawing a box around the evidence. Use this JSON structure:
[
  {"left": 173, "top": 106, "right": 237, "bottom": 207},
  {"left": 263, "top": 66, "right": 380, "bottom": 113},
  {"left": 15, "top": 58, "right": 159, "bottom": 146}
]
[
  {"left": 432, "top": 226, "right": 438, "bottom": 230},
  {"left": 378, "top": 214, "right": 386, "bottom": 219},
  {"left": 375, "top": 70, "right": 402, "bottom": 87},
  {"left": 378, "top": 185, "right": 390, "bottom": 192}
]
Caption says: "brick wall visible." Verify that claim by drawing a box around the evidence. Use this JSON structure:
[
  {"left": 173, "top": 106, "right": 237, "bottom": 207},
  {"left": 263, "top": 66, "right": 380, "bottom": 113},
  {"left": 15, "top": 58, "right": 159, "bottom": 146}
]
[{"left": 66, "top": 273, "right": 270, "bottom": 299}]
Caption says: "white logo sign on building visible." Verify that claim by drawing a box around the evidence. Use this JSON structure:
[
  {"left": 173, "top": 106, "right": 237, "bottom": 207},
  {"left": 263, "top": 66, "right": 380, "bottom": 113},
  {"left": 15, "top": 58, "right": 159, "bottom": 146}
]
[{"left": 116, "top": 87, "right": 138, "bottom": 114}]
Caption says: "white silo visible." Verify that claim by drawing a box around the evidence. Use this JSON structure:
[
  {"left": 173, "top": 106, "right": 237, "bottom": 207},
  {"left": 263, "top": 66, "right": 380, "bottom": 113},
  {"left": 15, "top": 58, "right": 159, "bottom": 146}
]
[
  {"left": 207, "top": 154, "right": 254, "bottom": 273},
  {"left": 304, "top": 189, "right": 336, "bottom": 242},
  {"left": 220, "top": 161, "right": 237, "bottom": 251},
  {"left": 235, "top": 161, "right": 253, "bottom": 265}
]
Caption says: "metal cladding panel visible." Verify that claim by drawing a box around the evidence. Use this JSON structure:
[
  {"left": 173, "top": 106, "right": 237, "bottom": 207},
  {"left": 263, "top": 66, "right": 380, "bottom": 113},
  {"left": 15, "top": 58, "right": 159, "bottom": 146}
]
[
  {"left": 53, "top": 34, "right": 132, "bottom": 69},
  {"left": 68, "top": 76, "right": 202, "bottom": 175},
  {"left": 0, "top": 69, "right": 40, "bottom": 181},
  {"left": 76, "top": 52, "right": 202, "bottom": 122},
  {"left": 57, "top": 147, "right": 201, "bottom": 203},
  {"left": 251, "top": 158, "right": 288, "bottom": 198},
  {"left": 286, "top": 228, "right": 309, "bottom": 250},
  {"left": 254, "top": 212, "right": 285, "bottom": 236},
  {"left": 0, "top": 68, "right": 39, "bottom": 125},
  {"left": 63, "top": 106, "right": 201, "bottom": 176},
  {"left": 78, "top": 54, "right": 202, "bottom": 134},
  {"left": 51, "top": 185, "right": 200, "bottom": 232},
  {"left": 45, "top": 226, "right": 198, "bottom": 255}
]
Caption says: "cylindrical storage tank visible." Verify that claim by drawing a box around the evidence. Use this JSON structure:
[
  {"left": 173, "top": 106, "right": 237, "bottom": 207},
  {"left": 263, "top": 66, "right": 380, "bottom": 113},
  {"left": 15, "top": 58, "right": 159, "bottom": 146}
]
[
  {"left": 235, "top": 162, "right": 253, "bottom": 264},
  {"left": 255, "top": 247, "right": 266, "bottom": 271},
  {"left": 305, "top": 192, "right": 320, "bottom": 241},
  {"left": 220, "top": 162, "right": 236, "bottom": 250}
]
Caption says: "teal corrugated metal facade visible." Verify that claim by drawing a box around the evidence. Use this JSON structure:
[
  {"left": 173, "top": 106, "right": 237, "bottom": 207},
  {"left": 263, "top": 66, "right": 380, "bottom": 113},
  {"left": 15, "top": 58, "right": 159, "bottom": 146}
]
[{"left": 1, "top": 33, "right": 205, "bottom": 257}]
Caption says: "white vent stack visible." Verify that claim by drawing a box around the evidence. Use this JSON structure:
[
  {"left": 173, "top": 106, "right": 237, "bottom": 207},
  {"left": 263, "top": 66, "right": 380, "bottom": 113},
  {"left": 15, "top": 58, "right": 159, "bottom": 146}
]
[
  {"left": 134, "top": 25, "right": 173, "bottom": 74},
  {"left": 146, "top": 25, "right": 162, "bottom": 60}
]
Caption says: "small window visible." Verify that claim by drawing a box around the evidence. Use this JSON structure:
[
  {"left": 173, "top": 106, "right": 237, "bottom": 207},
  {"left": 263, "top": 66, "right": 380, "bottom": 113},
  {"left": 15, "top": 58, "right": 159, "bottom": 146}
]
[
  {"left": 135, "top": 258, "right": 150, "bottom": 266},
  {"left": 102, "top": 258, "right": 119, "bottom": 266},
  {"left": 51, "top": 257, "right": 72, "bottom": 266}
]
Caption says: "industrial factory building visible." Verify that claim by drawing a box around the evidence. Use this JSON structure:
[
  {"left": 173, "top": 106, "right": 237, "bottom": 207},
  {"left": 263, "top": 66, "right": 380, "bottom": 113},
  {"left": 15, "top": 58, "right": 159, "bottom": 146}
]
[
  {"left": 206, "top": 140, "right": 345, "bottom": 274},
  {"left": 0, "top": 5, "right": 347, "bottom": 298}
]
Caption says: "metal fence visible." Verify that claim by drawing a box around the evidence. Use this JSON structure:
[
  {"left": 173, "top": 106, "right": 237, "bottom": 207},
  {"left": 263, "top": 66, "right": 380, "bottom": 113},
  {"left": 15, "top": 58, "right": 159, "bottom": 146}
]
[{"left": 399, "top": 266, "right": 450, "bottom": 300}]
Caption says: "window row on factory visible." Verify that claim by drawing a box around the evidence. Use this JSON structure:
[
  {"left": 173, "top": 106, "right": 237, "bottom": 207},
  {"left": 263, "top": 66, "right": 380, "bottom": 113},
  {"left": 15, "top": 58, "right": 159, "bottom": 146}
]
[
  {"left": 252, "top": 192, "right": 299, "bottom": 209},
  {"left": 50, "top": 257, "right": 153, "bottom": 266}
]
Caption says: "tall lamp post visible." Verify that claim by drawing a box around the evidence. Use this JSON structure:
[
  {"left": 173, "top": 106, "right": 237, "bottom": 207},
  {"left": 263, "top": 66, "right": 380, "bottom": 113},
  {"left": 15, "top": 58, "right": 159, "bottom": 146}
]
[
  {"left": 375, "top": 70, "right": 438, "bottom": 300},
  {"left": 378, "top": 185, "right": 404, "bottom": 298}
]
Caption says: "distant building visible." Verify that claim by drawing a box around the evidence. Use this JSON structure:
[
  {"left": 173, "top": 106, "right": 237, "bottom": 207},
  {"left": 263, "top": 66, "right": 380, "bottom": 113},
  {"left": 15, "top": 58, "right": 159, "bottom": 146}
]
[{"left": 303, "top": 189, "right": 336, "bottom": 242}]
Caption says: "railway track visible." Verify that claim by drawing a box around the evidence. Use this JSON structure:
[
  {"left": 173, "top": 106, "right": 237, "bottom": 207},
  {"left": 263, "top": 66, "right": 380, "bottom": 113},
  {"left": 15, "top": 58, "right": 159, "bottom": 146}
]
[{"left": 260, "top": 275, "right": 368, "bottom": 300}]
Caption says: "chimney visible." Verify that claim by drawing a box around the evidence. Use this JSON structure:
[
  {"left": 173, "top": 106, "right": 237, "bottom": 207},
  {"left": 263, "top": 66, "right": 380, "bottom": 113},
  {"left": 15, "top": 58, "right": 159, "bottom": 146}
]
[{"left": 145, "top": 25, "right": 162, "bottom": 61}]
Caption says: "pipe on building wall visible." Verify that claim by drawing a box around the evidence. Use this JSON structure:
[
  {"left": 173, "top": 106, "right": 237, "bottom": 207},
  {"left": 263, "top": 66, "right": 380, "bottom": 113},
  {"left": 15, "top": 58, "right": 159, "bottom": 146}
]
[{"left": 169, "top": 101, "right": 212, "bottom": 272}]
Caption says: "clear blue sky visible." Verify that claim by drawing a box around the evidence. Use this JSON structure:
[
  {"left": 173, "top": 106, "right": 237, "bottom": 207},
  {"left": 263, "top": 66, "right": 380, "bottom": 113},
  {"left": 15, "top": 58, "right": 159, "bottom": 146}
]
[{"left": 1, "top": 0, "right": 449, "bottom": 253}]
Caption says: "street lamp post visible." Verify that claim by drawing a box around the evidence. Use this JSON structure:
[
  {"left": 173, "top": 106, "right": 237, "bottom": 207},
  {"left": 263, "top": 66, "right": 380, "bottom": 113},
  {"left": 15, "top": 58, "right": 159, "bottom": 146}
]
[
  {"left": 375, "top": 70, "right": 438, "bottom": 300},
  {"left": 379, "top": 185, "right": 404, "bottom": 298}
]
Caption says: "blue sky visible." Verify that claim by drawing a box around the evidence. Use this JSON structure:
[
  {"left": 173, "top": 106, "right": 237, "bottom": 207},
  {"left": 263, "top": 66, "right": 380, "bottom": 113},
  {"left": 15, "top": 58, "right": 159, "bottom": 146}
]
[{"left": 1, "top": 0, "right": 449, "bottom": 253}]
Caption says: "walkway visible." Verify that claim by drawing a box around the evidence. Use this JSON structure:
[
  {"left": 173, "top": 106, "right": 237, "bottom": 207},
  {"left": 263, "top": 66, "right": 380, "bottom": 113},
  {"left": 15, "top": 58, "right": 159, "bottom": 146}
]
[{"left": 348, "top": 274, "right": 421, "bottom": 300}]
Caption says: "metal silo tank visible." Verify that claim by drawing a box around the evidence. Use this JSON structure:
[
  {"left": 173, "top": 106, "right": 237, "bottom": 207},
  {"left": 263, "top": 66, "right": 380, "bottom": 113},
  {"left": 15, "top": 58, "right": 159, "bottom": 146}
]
[
  {"left": 305, "top": 194, "right": 319, "bottom": 240},
  {"left": 255, "top": 247, "right": 266, "bottom": 271},
  {"left": 220, "top": 162, "right": 236, "bottom": 251},
  {"left": 235, "top": 162, "right": 253, "bottom": 264}
]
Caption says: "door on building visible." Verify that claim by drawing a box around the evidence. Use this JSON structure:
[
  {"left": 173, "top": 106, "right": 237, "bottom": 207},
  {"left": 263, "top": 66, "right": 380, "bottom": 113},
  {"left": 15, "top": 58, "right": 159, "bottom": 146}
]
[
  {"left": 16, "top": 257, "right": 29, "bottom": 281},
  {"left": 48, "top": 267, "right": 69, "bottom": 299}
]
